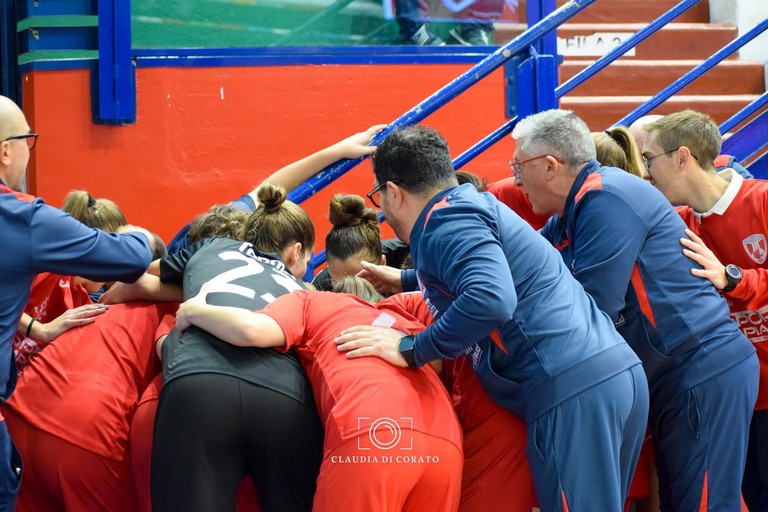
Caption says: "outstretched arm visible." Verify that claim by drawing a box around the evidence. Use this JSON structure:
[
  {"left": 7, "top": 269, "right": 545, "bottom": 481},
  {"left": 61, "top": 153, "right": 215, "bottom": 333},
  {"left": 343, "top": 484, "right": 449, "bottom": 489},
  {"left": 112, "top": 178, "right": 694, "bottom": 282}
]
[
  {"left": 247, "top": 124, "right": 386, "bottom": 203},
  {"left": 18, "top": 304, "right": 109, "bottom": 343},
  {"left": 175, "top": 286, "right": 286, "bottom": 348}
]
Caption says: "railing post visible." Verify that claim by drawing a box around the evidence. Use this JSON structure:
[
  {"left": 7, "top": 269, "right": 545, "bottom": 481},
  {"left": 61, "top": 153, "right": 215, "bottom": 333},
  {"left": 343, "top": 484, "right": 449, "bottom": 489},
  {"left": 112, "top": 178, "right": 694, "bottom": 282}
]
[{"left": 92, "top": 0, "right": 135, "bottom": 124}]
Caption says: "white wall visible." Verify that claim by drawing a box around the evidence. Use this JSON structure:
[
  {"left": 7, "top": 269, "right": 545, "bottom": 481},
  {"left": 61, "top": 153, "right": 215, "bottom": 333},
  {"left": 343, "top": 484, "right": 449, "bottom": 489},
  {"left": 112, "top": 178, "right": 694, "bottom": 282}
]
[{"left": 709, "top": 0, "right": 768, "bottom": 63}]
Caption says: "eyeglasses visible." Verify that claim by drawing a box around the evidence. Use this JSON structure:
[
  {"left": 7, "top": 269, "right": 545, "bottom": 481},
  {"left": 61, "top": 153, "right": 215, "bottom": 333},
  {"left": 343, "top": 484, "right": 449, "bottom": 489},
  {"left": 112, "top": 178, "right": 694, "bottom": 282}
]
[
  {"left": 3, "top": 133, "right": 38, "bottom": 150},
  {"left": 367, "top": 180, "right": 401, "bottom": 208},
  {"left": 642, "top": 147, "right": 699, "bottom": 171},
  {"left": 509, "top": 154, "right": 564, "bottom": 180},
  {"left": 642, "top": 148, "right": 679, "bottom": 171}
]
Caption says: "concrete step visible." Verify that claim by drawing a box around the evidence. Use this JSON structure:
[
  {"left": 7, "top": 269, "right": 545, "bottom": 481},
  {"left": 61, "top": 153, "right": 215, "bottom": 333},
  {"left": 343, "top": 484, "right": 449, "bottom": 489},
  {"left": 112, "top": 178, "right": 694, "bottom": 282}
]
[
  {"left": 500, "top": 0, "right": 710, "bottom": 24},
  {"left": 560, "top": 94, "right": 760, "bottom": 130},
  {"left": 560, "top": 60, "right": 766, "bottom": 96},
  {"left": 494, "top": 23, "right": 740, "bottom": 60},
  {"left": 553, "top": 0, "right": 709, "bottom": 24}
]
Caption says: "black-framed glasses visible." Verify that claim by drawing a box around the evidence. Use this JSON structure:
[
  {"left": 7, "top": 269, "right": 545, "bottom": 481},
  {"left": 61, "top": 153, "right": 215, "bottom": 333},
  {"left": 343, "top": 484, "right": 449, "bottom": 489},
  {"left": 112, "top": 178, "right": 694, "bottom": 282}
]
[
  {"left": 509, "top": 154, "right": 564, "bottom": 180},
  {"left": 3, "top": 133, "right": 38, "bottom": 150},
  {"left": 642, "top": 148, "right": 679, "bottom": 171},
  {"left": 367, "top": 180, "right": 401, "bottom": 208}
]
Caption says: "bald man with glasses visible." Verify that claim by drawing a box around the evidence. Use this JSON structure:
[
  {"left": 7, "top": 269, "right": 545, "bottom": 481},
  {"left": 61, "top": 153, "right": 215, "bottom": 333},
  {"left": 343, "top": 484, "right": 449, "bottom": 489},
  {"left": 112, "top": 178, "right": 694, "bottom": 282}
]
[{"left": 0, "top": 95, "right": 158, "bottom": 511}]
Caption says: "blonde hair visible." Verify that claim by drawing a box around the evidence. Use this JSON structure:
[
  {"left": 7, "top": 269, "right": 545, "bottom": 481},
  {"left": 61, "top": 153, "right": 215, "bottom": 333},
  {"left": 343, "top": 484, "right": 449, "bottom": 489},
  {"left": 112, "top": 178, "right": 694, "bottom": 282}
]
[
  {"left": 332, "top": 275, "right": 383, "bottom": 304},
  {"left": 188, "top": 204, "right": 249, "bottom": 243},
  {"left": 326, "top": 194, "right": 382, "bottom": 264},
  {"left": 244, "top": 183, "right": 315, "bottom": 254},
  {"left": 61, "top": 190, "right": 127, "bottom": 232},
  {"left": 645, "top": 110, "right": 720, "bottom": 170},
  {"left": 592, "top": 127, "right": 645, "bottom": 178}
]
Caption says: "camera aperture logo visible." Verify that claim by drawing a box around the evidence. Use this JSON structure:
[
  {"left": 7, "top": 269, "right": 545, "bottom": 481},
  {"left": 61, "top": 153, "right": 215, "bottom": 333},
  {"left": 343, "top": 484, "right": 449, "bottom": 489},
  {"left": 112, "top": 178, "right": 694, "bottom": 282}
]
[
  {"left": 329, "top": 417, "right": 440, "bottom": 465},
  {"left": 359, "top": 417, "right": 413, "bottom": 451}
]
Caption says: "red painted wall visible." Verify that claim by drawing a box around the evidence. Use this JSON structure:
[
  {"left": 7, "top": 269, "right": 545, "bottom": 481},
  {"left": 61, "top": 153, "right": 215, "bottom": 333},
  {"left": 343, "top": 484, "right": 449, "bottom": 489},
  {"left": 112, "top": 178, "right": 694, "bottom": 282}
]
[{"left": 22, "top": 64, "right": 515, "bottom": 251}]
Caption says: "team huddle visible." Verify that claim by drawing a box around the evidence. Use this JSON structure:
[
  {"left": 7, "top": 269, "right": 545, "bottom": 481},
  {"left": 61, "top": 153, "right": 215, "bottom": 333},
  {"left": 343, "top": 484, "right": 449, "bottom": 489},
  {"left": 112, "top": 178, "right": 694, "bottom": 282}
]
[{"left": 1, "top": 92, "right": 766, "bottom": 512}]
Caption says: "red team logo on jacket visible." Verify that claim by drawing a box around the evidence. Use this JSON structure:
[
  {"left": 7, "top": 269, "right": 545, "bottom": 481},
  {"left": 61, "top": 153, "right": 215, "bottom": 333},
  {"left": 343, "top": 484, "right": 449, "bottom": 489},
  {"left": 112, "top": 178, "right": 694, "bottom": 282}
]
[{"left": 743, "top": 234, "right": 767, "bottom": 264}]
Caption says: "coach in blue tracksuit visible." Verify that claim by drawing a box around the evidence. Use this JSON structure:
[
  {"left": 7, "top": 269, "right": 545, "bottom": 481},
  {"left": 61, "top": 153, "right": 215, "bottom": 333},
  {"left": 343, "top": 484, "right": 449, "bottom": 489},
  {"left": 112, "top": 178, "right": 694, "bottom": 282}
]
[
  {"left": 0, "top": 95, "right": 155, "bottom": 512},
  {"left": 335, "top": 125, "right": 649, "bottom": 512},
  {"left": 514, "top": 109, "right": 758, "bottom": 512}
]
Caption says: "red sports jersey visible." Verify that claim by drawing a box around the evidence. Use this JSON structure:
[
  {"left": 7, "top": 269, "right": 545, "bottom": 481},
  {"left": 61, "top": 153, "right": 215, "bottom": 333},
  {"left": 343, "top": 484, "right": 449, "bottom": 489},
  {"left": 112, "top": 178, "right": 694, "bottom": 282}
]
[
  {"left": 678, "top": 173, "right": 768, "bottom": 410},
  {"left": 380, "top": 292, "right": 537, "bottom": 512},
  {"left": 12, "top": 273, "right": 92, "bottom": 371},
  {"left": 487, "top": 177, "right": 550, "bottom": 230},
  {"left": 260, "top": 290, "right": 461, "bottom": 456},
  {"left": 5, "top": 302, "right": 178, "bottom": 460}
]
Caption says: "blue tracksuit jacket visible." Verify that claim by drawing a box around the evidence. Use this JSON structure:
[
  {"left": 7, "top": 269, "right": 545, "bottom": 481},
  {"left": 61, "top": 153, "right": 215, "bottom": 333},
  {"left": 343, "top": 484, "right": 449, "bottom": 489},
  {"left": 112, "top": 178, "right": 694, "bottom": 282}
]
[
  {"left": 540, "top": 162, "right": 755, "bottom": 407},
  {"left": 404, "top": 183, "right": 640, "bottom": 423},
  {"left": 0, "top": 184, "right": 152, "bottom": 399}
]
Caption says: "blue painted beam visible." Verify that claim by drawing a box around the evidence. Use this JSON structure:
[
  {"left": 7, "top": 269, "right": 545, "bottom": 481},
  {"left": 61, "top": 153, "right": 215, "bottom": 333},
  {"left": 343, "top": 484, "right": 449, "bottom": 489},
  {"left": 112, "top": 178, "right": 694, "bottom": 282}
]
[
  {"left": 722, "top": 108, "right": 768, "bottom": 163},
  {"left": 719, "top": 92, "right": 768, "bottom": 135},
  {"left": 19, "top": 0, "right": 97, "bottom": 17},
  {"left": 747, "top": 151, "right": 768, "bottom": 180},
  {"left": 93, "top": 0, "right": 135, "bottom": 124}
]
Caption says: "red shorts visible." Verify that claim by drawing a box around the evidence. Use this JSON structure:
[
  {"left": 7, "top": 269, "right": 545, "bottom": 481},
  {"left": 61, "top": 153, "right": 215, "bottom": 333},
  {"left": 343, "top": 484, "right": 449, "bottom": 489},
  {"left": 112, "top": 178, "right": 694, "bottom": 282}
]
[
  {"left": 6, "top": 408, "right": 138, "bottom": 512},
  {"left": 314, "top": 432, "right": 462, "bottom": 512}
]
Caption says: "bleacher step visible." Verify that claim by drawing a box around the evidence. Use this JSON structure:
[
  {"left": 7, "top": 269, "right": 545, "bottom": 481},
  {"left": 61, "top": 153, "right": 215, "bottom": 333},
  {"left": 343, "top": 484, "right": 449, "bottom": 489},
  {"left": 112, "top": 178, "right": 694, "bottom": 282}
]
[
  {"left": 560, "top": 60, "right": 765, "bottom": 96},
  {"left": 560, "top": 95, "right": 761, "bottom": 130}
]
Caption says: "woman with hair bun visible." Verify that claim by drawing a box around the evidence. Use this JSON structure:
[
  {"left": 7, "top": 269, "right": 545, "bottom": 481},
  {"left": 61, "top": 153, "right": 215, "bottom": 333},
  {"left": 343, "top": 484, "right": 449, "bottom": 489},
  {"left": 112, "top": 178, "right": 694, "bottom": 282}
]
[
  {"left": 102, "top": 183, "right": 322, "bottom": 512},
  {"left": 592, "top": 127, "right": 646, "bottom": 179},
  {"left": 62, "top": 190, "right": 128, "bottom": 233},
  {"left": 313, "top": 194, "right": 409, "bottom": 291}
]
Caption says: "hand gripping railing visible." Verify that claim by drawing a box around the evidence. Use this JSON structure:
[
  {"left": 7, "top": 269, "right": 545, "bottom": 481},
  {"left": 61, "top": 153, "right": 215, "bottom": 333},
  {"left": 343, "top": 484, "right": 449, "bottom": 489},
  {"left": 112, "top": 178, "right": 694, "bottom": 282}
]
[{"left": 287, "top": 0, "right": 597, "bottom": 206}]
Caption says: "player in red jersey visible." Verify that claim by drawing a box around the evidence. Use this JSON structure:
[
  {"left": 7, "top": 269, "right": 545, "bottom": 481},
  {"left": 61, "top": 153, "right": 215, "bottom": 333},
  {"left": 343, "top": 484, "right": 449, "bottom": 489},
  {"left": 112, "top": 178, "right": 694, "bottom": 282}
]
[
  {"left": 3, "top": 302, "right": 176, "bottom": 512},
  {"left": 174, "top": 277, "right": 463, "bottom": 512},
  {"left": 380, "top": 291, "right": 536, "bottom": 512}
]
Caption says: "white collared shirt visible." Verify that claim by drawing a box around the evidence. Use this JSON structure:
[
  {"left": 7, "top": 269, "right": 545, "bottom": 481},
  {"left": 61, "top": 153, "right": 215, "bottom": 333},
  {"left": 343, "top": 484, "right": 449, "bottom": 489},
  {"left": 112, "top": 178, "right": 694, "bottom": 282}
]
[{"left": 692, "top": 169, "right": 744, "bottom": 222}]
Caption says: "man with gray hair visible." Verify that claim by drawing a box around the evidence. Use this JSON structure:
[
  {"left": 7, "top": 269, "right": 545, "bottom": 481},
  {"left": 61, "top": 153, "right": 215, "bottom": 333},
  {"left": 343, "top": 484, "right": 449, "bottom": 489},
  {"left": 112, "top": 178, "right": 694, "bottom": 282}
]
[
  {"left": 337, "top": 125, "right": 649, "bottom": 511},
  {"left": 514, "top": 108, "right": 758, "bottom": 511}
]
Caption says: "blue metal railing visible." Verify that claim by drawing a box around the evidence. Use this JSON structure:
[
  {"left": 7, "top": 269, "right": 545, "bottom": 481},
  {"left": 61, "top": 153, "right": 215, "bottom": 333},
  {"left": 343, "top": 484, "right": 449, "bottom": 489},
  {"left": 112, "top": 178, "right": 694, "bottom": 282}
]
[
  {"left": 719, "top": 91, "right": 768, "bottom": 134},
  {"left": 614, "top": 18, "right": 768, "bottom": 128},
  {"left": 455, "top": 0, "right": 704, "bottom": 171},
  {"left": 287, "top": 0, "right": 597, "bottom": 205}
]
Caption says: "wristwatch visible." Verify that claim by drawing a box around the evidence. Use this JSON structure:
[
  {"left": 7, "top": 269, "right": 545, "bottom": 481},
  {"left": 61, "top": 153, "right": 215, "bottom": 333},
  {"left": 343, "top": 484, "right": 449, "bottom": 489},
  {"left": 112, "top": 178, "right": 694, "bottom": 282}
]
[
  {"left": 722, "top": 264, "right": 743, "bottom": 292},
  {"left": 398, "top": 335, "right": 417, "bottom": 368}
]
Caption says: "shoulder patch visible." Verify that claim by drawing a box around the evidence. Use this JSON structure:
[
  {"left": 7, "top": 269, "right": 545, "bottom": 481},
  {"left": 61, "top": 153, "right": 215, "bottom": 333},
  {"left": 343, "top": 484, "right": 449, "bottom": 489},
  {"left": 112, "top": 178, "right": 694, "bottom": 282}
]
[
  {"left": 424, "top": 197, "right": 451, "bottom": 227},
  {"left": 574, "top": 173, "right": 603, "bottom": 204}
]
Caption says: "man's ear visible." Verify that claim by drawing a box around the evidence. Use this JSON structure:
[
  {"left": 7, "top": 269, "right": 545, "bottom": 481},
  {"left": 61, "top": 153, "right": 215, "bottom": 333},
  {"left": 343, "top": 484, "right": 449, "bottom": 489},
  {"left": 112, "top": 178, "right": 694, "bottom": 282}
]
[
  {"left": 379, "top": 254, "right": 387, "bottom": 266},
  {"left": 677, "top": 146, "right": 696, "bottom": 170},
  {"left": 387, "top": 181, "right": 405, "bottom": 208},
  {"left": 543, "top": 155, "right": 560, "bottom": 180},
  {"left": 0, "top": 141, "right": 11, "bottom": 166}
]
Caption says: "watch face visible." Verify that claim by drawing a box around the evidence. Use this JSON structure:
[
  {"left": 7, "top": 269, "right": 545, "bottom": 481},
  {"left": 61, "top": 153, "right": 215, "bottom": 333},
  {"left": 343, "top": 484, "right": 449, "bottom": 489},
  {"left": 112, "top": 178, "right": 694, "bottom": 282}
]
[{"left": 726, "top": 264, "right": 742, "bottom": 280}]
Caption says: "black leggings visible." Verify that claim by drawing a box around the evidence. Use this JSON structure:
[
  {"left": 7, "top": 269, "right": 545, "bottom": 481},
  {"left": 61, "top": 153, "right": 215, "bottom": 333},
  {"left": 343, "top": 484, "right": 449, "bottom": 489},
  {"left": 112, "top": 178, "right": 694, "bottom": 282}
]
[{"left": 150, "top": 373, "right": 324, "bottom": 512}]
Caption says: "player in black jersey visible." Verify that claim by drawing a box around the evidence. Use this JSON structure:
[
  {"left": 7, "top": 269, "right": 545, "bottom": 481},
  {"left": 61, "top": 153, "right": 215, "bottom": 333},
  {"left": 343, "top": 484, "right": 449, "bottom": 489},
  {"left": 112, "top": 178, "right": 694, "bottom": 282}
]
[{"left": 104, "top": 184, "right": 321, "bottom": 512}]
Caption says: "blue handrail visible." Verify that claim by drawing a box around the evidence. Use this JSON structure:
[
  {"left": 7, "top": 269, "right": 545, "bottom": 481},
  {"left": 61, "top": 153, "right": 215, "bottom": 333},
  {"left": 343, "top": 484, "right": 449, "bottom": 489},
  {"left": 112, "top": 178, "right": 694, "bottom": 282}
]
[
  {"left": 287, "top": 0, "right": 597, "bottom": 205},
  {"left": 556, "top": 0, "right": 701, "bottom": 99},
  {"left": 455, "top": 0, "right": 703, "bottom": 171},
  {"left": 719, "top": 91, "right": 768, "bottom": 134},
  {"left": 454, "top": 117, "right": 518, "bottom": 171},
  {"left": 614, "top": 18, "right": 768, "bottom": 128}
]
